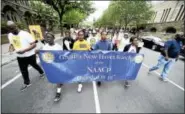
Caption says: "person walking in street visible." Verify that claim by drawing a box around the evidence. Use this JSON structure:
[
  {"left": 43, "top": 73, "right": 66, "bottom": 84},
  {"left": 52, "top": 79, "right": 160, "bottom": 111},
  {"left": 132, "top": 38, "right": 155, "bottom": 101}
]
[
  {"left": 87, "top": 30, "right": 99, "bottom": 48},
  {"left": 148, "top": 34, "right": 183, "bottom": 82},
  {"left": 92, "top": 31, "right": 113, "bottom": 87},
  {"left": 7, "top": 21, "right": 44, "bottom": 91},
  {"left": 112, "top": 31, "right": 120, "bottom": 51},
  {"left": 73, "top": 31, "right": 91, "bottom": 93},
  {"left": 118, "top": 33, "right": 130, "bottom": 52},
  {"left": 123, "top": 36, "right": 139, "bottom": 87},
  {"left": 42, "top": 32, "right": 63, "bottom": 102},
  {"left": 63, "top": 31, "right": 75, "bottom": 50}
]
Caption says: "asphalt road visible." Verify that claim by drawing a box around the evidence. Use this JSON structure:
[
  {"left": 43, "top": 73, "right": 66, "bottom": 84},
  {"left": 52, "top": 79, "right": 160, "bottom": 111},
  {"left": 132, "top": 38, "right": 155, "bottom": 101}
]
[{"left": 1, "top": 39, "right": 184, "bottom": 113}]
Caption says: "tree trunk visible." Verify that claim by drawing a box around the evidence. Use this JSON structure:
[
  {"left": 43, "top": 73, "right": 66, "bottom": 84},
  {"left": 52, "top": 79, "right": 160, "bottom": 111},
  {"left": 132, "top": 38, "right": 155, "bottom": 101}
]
[
  {"left": 59, "top": 15, "right": 64, "bottom": 37},
  {"left": 124, "top": 23, "right": 127, "bottom": 32},
  {"left": 119, "top": 19, "right": 122, "bottom": 30},
  {"left": 70, "top": 24, "right": 72, "bottom": 28}
]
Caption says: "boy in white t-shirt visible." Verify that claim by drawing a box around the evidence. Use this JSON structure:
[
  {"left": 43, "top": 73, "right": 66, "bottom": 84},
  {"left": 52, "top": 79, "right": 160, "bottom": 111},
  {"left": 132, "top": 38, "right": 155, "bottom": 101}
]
[{"left": 42, "top": 32, "right": 63, "bottom": 102}]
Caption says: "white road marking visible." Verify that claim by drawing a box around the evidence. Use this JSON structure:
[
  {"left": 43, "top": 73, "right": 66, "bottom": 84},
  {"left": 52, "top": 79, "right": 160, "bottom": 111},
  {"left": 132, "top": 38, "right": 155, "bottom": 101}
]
[
  {"left": 92, "top": 81, "right": 101, "bottom": 113},
  {"left": 1, "top": 58, "right": 40, "bottom": 90},
  {"left": 1, "top": 67, "right": 32, "bottom": 89},
  {"left": 1, "top": 38, "right": 60, "bottom": 89},
  {"left": 142, "top": 63, "right": 184, "bottom": 91}
]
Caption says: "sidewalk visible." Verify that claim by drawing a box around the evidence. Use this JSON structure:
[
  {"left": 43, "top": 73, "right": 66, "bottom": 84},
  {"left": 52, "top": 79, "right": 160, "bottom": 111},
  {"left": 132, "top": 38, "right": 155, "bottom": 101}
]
[{"left": 1, "top": 34, "right": 62, "bottom": 66}]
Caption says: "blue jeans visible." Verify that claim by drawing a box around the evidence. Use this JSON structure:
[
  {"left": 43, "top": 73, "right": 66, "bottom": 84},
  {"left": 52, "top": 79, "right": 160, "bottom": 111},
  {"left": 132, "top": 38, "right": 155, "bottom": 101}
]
[{"left": 149, "top": 55, "right": 175, "bottom": 78}]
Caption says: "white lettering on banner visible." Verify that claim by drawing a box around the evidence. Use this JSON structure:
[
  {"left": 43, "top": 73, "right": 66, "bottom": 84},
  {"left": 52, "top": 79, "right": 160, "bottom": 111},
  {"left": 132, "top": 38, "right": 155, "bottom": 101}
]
[
  {"left": 84, "top": 54, "right": 98, "bottom": 59},
  {"left": 72, "top": 75, "right": 114, "bottom": 82},
  {"left": 57, "top": 52, "right": 136, "bottom": 61},
  {"left": 72, "top": 74, "right": 116, "bottom": 82},
  {"left": 87, "top": 67, "right": 111, "bottom": 73}
]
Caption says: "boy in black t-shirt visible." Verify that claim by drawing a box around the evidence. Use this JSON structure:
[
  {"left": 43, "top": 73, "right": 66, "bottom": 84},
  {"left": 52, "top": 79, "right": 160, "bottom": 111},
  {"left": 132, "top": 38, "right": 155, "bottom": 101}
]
[{"left": 63, "top": 31, "right": 75, "bottom": 50}]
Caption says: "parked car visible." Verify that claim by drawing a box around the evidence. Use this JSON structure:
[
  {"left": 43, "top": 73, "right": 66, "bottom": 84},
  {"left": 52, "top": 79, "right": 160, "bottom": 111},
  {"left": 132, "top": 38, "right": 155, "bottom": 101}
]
[
  {"left": 180, "top": 46, "right": 185, "bottom": 57},
  {"left": 141, "top": 35, "right": 164, "bottom": 52}
]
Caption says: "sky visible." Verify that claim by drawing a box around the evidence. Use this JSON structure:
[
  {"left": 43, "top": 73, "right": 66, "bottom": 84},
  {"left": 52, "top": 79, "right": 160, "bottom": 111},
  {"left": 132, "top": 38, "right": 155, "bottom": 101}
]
[
  {"left": 85, "top": 1, "right": 110, "bottom": 22},
  {"left": 85, "top": 1, "right": 163, "bottom": 23}
]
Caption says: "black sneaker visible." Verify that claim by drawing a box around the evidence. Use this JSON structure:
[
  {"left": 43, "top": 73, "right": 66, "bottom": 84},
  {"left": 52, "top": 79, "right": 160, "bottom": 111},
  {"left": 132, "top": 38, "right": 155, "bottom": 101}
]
[
  {"left": 20, "top": 84, "right": 31, "bottom": 91},
  {"left": 40, "top": 73, "right": 45, "bottom": 79},
  {"left": 97, "top": 81, "right": 101, "bottom": 87},
  {"left": 124, "top": 81, "right": 131, "bottom": 87},
  {"left": 54, "top": 93, "right": 61, "bottom": 102}
]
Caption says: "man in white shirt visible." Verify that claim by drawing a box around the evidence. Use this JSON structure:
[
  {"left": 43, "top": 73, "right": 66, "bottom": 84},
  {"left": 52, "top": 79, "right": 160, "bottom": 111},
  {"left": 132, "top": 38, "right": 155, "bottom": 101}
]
[
  {"left": 7, "top": 21, "right": 44, "bottom": 91},
  {"left": 118, "top": 33, "right": 130, "bottom": 52},
  {"left": 42, "top": 32, "right": 63, "bottom": 102}
]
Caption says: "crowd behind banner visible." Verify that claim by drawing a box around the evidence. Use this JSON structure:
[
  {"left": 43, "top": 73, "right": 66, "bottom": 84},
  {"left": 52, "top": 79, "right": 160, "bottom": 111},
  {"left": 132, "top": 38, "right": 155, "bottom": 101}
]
[{"left": 6, "top": 21, "right": 184, "bottom": 102}]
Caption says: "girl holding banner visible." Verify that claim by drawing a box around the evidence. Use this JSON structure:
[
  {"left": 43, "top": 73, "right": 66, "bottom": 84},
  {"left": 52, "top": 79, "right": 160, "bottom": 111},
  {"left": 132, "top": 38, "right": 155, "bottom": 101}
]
[
  {"left": 123, "top": 36, "right": 139, "bottom": 87},
  {"left": 73, "top": 31, "right": 91, "bottom": 93}
]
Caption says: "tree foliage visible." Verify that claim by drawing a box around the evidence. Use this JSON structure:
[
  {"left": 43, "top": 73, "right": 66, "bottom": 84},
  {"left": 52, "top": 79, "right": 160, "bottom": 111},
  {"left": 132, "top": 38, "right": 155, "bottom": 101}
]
[
  {"left": 30, "top": 1, "right": 58, "bottom": 30},
  {"left": 94, "top": 0, "right": 154, "bottom": 30},
  {"left": 63, "top": 9, "right": 87, "bottom": 26},
  {"left": 42, "top": 0, "right": 95, "bottom": 35}
]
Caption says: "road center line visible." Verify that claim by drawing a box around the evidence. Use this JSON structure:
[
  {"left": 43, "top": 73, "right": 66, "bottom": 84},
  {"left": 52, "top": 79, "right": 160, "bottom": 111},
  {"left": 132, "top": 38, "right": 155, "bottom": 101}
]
[
  {"left": 92, "top": 81, "right": 101, "bottom": 113},
  {"left": 142, "top": 63, "right": 184, "bottom": 91}
]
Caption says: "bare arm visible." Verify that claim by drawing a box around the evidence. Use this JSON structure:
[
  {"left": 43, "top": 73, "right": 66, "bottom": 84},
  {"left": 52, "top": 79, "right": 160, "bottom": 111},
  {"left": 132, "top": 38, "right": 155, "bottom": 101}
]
[
  {"left": 9, "top": 44, "right": 15, "bottom": 52},
  {"left": 17, "top": 43, "right": 36, "bottom": 54},
  {"left": 24, "top": 43, "right": 36, "bottom": 52}
]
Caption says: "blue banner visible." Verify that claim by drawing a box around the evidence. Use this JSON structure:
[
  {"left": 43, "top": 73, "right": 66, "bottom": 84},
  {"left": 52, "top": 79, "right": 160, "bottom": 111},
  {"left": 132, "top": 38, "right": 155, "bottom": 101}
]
[{"left": 39, "top": 50, "right": 144, "bottom": 83}]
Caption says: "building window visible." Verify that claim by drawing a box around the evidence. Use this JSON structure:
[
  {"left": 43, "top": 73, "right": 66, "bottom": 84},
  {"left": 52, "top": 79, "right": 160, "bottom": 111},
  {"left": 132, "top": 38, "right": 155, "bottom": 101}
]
[
  {"left": 166, "top": 27, "right": 176, "bottom": 33},
  {"left": 153, "top": 12, "right": 157, "bottom": 22},
  {"left": 162, "top": 9, "right": 168, "bottom": 22},
  {"left": 160, "top": 10, "right": 165, "bottom": 22},
  {"left": 175, "top": 5, "right": 183, "bottom": 21},
  {"left": 164, "top": 8, "right": 171, "bottom": 22},
  {"left": 179, "top": 5, "right": 184, "bottom": 20}
]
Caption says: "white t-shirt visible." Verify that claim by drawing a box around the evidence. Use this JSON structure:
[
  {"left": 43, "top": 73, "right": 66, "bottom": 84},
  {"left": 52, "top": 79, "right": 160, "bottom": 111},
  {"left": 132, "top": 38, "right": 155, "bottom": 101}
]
[
  {"left": 118, "top": 38, "right": 130, "bottom": 52},
  {"left": 128, "top": 45, "right": 137, "bottom": 53},
  {"left": 8, "top": 30, "right": 35, "bottom": 57},
  {"left": 138, "top": 41, "right": 144, "bottom": 48},
  {"left": 42, "top": 43, "right": 62, "bottom": 50},
  {"left": 87, "top": 36, "right": 99, "bottom": 46}
]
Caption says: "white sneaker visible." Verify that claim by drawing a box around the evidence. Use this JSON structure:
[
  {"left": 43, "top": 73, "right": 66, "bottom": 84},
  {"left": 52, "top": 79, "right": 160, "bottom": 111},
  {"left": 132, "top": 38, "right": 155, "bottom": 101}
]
[
  {"left": 77, "top": 84, "right": 83, "bottom": 93},
  {"left": 162, "top": 78, "right": 168, "bottom": 82},
  {"left": 159, "top": 77, "right": 168, "bottom": 82}
]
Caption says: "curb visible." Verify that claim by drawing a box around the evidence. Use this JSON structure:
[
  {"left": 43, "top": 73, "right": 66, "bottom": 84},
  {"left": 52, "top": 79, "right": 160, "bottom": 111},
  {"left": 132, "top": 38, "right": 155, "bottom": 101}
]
[{"left": 1, "top": 58, "right": 17, "bottom": 66}]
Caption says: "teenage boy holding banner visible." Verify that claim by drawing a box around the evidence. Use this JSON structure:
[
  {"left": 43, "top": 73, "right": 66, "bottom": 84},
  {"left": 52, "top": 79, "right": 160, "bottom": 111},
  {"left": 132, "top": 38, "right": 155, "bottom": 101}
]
[
  {"left": 92, "top": 31, "right": 113, "bottom": 87},
  {"left": 42, "top": 32, "right": 63, "bottom": 102}
]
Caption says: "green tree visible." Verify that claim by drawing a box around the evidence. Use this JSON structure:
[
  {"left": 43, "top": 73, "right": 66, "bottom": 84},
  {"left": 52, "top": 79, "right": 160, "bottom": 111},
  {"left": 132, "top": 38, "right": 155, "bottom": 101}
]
[
  {"left": 30, "top": 1, "right": 58, "bottom": 30},
  {"left": 95, "top": 0, "right": 154, "bottom": 31},
  {"left": 63, "top": 9, "right": 87, "bottom": 28},
  {"left": 42, "top": 0, "right": 95, "bottom": 35}
]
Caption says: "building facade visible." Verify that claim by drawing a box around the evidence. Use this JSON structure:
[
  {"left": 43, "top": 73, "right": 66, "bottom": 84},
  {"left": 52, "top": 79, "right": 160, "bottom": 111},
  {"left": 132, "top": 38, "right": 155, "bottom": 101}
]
[
  {"left": 1, "top": 0, "right": 37, "bottom": 25},
  {"left": 146, "top": 1, "right": 184, "bottom": 33}
]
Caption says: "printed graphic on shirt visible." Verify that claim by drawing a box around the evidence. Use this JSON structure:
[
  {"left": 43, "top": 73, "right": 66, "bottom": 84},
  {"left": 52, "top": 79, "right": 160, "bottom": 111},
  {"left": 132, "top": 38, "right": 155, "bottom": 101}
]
[
  {"left": 79, "top": 44, "right": 87, "bottom": 48},
  {"left": 11, "top": 36, "right": 22, "bottom": 49},
  {"left": 90, "top": 38, "right": 96, "bottom": 45}
]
